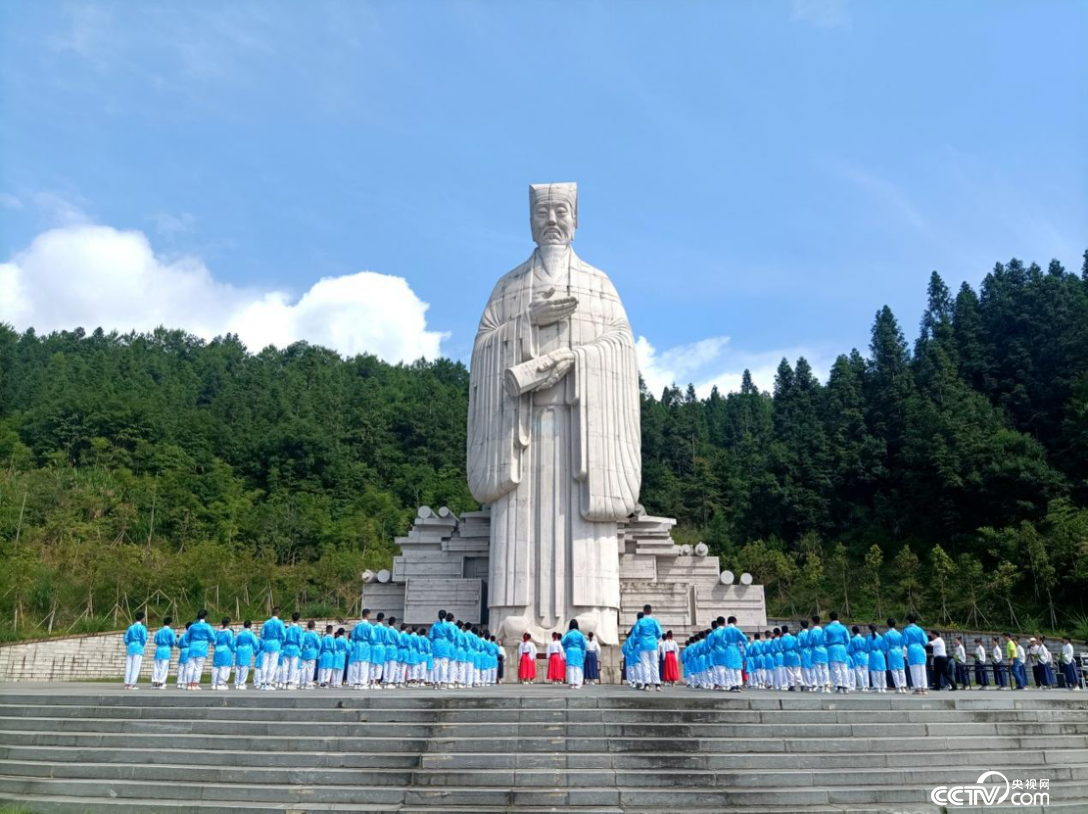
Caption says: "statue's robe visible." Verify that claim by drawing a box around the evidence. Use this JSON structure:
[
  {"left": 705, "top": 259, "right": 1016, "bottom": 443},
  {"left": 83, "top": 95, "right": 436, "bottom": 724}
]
[{"left": 467, "top": 247, "right": 640, "bottom": 645}]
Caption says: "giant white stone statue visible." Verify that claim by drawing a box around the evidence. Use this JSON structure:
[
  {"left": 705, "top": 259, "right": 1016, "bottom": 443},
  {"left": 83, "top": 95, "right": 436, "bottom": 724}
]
[{"left": 467, "top": 183, "right": 640, "bottom": 645}]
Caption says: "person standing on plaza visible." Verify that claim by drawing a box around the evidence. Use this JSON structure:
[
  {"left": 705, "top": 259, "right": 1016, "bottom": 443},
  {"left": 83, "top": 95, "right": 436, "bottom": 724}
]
[
  {"left": 883, "top": 619, "right": 906, "bottom": 693},
  {"left": 632, "top": 605, "right": 664, "bottom": 691},
  {"left": 279, "top": 612, "right": 302, "bottom": 690},
  {"left": 953, "top": 637, "right": 970, "bottom": 688},
  {"left": 546, "top": 632, "right": 565, "bottom": 684},
  {"left": 349, "top": 609, "right": 372, "bottom": 689},
  {"left": 1060, "top": 637, "right": 1080, "bottom": 690},
  {"left": 810, "top": 616, "right": 830, "bottom": 692},
  {"left": 562, "top": 620, "right": 587, "bottom": 689},
  {"left": 428, "top": 610, "right": 452, "bottom": 688},
  {"left": 929, "top": 631, "right": 956, "bottom": 691},
  {"left": 211, "top": 617, "right": 235, "bottom": 691},
  {"left": 903, "top": 615, "right": 928, "bottom": 695},
  {"left": 368, "top": 613, "right": 387, "bottom": 689},
  {"left": 257, "top": 608, "right": 286, "bottom": 691},
  {"left": 824, "top": 612, "right": 850, "bottom": 693},
  {"left": 973, "top": 638, "right": 990, "bottom": 689},
  {"left": 517, "top": 632, "right": 537, "bottom": 684},
  {"left": 849, "top": 626, "right": 869, "bottom": 692},
  {"left": 175, "top": 623, "right": 191, "bottom": 689},
  {"left": 297, "top": 621, "right": 319, "bottom": 689},
  {"left": 866, "top": 624, "right": 886, "bottom": 693},
  {"left": 584, "top": 631, "right": 602, "bottom": 684},
  {"left": 186, "top": 610, "right": 217, "bottom": 691},
  {"left": 123, "top": 611, "right": 149, "bottom": 690},
  {"left": 991, "top": 636, "right": 1008, "bottom": 689},
  {"left": 233, "top": 620, "right": 259, "bottom": 690},
  {"left": 150, "top": 616, "right": 176, "bottom": 690}
]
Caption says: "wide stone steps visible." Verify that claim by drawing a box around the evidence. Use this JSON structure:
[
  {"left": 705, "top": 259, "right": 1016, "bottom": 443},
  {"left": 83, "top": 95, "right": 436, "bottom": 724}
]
[{"left": 0, "top": 688, "right": 1085, "bottom": 812}]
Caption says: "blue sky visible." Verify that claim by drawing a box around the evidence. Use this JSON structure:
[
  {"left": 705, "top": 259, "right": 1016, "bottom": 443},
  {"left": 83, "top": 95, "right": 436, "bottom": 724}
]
[{"left": 1, "top": 1, "right": 1085, "bottom": 394}]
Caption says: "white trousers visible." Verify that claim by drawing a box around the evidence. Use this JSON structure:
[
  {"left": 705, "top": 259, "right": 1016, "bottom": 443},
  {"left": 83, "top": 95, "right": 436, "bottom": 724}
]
[
  {"left": 786, "top": 665, "right": 801, "bottom": 688},
  {"left": 774, "top": 665, "right": 785, "bottom": 689},
  {"left": 814, "top": 662, "right": 830, "bottom": 686},
  {"left": 331, "top": 665, "right": 344, "bottom": 687},
  {"left": 855, "top": 665, "right": 869, "bottom": 689},
  {"left": 347, "top": 662, "right": 362, "bottom": 686},
  {"left": 891, "top": 668, "right": 906, "bottom": 688},
  {"left": 235, "top": 665, "right": 251, "bottom": 688},
  {"left": 383, "top": 661, "right": 400, "bottom": 684},
  {"left": 188, "top": 657, "right": 206, "bottom": 685},
  {"left": 369, "top": 662, "right": 384, "bottom": 683},
  {"left": 639, "top": 650, "right": 661, "bottom": 685},
  {"left": 299, "top": 660, "right": 316, "bottom": 687},
  {"left": 434, "top": 657, "right": 449, "bottom": 684},
  {"left": 124, "top": 654, "right": 143, "bottom": 685},
  {"left": 319, "top": 668, "right": 333, "bottom": 685},
  {"left": 281, "top": 655, "right": 300, "bottom": 687},
  {"left": 176, "top": 663, "right": 188, "bottom": 687},
  {"left": 259, "top": 651, "right": 280, "bottom": 687},
  {"left": 211, "top": 665, "right": 231, "bottom": 688},
  {"left": 830, "top": 660, "right": 848, "bottom": 688},
  {"left": 870, "top": 670, "right": 887, "bottom": 690},
  {"left": 567, "top": 665, "right": 584, "bottom": 687},
  {"left": 151, "top": 658, "right": 169, "bottom": 685},
  {"left": 802, "top": 667, "right": 815, "bottom": 687},
  {"left": 726, "top": 667, "right": 742, "bottom": 688},
  {"left": 909, "top": 664, "right": 926, "bottom": 689}
]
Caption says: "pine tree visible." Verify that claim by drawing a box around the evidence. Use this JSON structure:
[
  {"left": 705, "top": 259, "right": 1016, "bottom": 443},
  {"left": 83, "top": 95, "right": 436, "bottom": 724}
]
[{"left": 862, "top": 544, "right": 884, "bottom": 618}]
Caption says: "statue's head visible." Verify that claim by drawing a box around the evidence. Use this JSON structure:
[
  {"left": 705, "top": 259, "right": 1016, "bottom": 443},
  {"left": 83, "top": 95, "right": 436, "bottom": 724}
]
[{"left": 529, "top": 182, "right": 577, "bottom": 246}]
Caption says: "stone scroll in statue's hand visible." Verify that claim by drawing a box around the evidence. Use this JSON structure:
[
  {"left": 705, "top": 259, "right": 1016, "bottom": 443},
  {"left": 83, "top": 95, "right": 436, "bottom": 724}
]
[{"left": 504, "top": 348, "right": 576, "bottom": 397}]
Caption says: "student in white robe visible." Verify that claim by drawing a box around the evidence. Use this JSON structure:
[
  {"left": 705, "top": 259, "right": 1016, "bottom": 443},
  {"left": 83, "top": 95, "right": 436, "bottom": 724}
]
[
  {"left": 973, "top": 638, "right": 990, "bottom": 689},
  {"left": 1060, "top": 637, "right": 1080, "bottom": 691}
]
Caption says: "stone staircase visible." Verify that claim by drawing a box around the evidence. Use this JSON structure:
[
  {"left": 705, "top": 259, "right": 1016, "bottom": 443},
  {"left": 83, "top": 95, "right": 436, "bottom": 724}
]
[{"left": 0, "top": 686, "right": 1085, "bottom": 812}]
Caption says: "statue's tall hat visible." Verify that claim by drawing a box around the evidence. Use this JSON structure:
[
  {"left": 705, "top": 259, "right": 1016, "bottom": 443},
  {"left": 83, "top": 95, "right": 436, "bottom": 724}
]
[{"left": 529, "top": 182, "right": 578, "bottom": 226}]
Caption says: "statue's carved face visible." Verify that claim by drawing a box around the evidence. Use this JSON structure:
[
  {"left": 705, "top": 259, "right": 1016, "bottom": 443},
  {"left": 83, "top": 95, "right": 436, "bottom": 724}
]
[{"left": 531, "top": 199, "right": 575, "bottom": 246}]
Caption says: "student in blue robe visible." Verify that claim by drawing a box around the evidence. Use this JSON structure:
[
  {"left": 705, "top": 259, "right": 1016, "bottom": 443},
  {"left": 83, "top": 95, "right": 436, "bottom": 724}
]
[
  {"left": 849, "top": 626, "right": 870, "bottom": 692},
  {"left": 332, "top": 628, "right": 349, "bottom": 688},
  {"left": 903, "top": 615, "right": 929, "bottom": 695},
  {"left": 233, "top": 620, "right": 259, "bottom": 690},
  {"left": 123, "top": 612, "right": 149, "bottom": 690},
  {"left": 151, "top": 617, "right": 176, "bottom": 689},
  {"left": 299, "top": 621, "right": 321, "bottom": 689},
  {"left": 349, "top": 610, "right": 372, "bottom": 689},
  {"left": 810, "top": 616, "right": 830, "bottom": 692},
  {"left": 368, "top": 613, "right": 387, "bottom": 688},
  {"left": 824, "top": 612, "right": 850, "bottom": 693},
  {"left": 883, "top": 619, "right": 906, "bottom": 693},
  {"left": 561, "top": 620, "right": 588, "bottom": 689},
  {"left": 318, "top": 625, "right": 337, "bottom": 687},
  {"left": 211, "top": 617, "right": 236, "bottom": 690},
  {"left": 186, "top": 610, "right": 217, "bottom": 691},
  {"left": 257, "top": 608, "right": 286, "bottom": 691},
  {"left": 280, "top": 612, "right": 302, "bottom": 689},
  {"left": 798, "top": 620, "right": 814, "bottom": 691},
  {"left": 176, "top": 623, "right": 192, "bottom": 689},
  {"left": 866, "top": 624, "right": 887, "bottom": 693}
]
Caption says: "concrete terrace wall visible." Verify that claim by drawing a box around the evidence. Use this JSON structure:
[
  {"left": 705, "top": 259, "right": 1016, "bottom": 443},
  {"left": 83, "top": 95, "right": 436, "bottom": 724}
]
[{"left": 0, "top": 619, "right": 343, "bottom": 683}]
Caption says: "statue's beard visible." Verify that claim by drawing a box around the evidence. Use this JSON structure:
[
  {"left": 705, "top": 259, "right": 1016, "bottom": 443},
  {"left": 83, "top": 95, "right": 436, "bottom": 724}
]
[{"left": 537, "top": 243, "right": 570, "bottom": 277}]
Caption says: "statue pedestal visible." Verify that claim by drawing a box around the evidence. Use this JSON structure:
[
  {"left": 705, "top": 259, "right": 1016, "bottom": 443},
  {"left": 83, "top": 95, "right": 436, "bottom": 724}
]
[{"left": 361, "top": 506, "right": 767, "bottom": 665}]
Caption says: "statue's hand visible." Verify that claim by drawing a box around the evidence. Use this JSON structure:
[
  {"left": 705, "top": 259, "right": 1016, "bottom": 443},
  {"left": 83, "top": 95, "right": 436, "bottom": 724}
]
[
  {"left": 529, "top": 294, "right": 578, "bottom": 326},
  {"left": 534, "top": 348, "right": 575, "bottom": 390}
]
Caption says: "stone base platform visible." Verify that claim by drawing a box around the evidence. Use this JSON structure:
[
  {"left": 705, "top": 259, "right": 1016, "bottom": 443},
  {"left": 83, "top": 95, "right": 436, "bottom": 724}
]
[
  {"left": 362, "top": 506, "right": 767, "bottom": 650},
  {"left": 0, "top": 682, "right": 1085, "bottom": 812}
]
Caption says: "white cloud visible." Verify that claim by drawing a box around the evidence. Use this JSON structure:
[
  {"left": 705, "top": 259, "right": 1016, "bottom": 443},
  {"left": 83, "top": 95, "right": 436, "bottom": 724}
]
[
  {"left": 791, "top": 0, "right": 851, "bottom": 29},
  {"left": 0, "top": 193, "right": 23, "bottom": 210},
  {"left": 0, "top": 224, "right": 445, "bottom": 363},
  {"left": 637, "top": 334, "right": 834, "bottom": 398}
]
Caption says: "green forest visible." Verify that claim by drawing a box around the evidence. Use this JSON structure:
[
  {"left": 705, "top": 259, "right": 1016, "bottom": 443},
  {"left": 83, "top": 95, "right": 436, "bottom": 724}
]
[{"left": 1, "top": 254, "right": 1087, "bottom": 643}]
